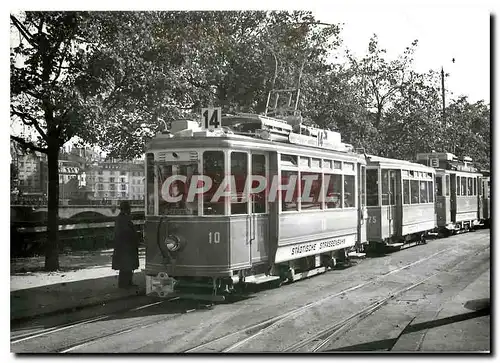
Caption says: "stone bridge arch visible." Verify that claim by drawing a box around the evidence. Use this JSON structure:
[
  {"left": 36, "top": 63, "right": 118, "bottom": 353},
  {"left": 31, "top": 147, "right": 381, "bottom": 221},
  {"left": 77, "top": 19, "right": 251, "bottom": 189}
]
[{"left": 30, "top": 205, "right": 144, "bottom": 220}]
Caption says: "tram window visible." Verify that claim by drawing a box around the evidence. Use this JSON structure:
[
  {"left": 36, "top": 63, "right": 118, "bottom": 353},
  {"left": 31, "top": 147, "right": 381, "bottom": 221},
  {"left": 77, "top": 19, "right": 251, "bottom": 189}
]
[
  {"left": 251, "top": 154, "right": 266, "bottom": 213},
  {"left": 456, "top": 176, "right": 461, "bottom": 196},
  {"left": 301, "top": 172, "right": 322, "bottom": 210},
  {"left": 281, "top": 170, "right": 299, "bottom": 212},
  {"left": 300, "top": 156, "right": 309, "bottom": 167},
  {"left": 324, "top": 160, "right": 332, "bottom": 169},
  {"left": 361, "top": 167, "right": 366, "bottom": 207},
  {"left": 436, "top": 176, "right": 443, "bottom": 196},
  {"left": 281, "top": 154, "right": 297, "bottom": 167},
  {"left": 428, "top": 181, "right": 434, "bottom": 202},
  {"left": 230, "top": 152, "right": 248, "bottom": 215},
  {"left": 344, "top": 162, "right": 354, "bottom": 172},
  {"left": 445, "top": 175, "right": 450, "bottom": 196},
  {"left": 382, "top": 170, "right": 390, "bottom": 205},
  {"left": 203, "top": 151, "right": 225, "bottom": 215},
  {"left": 158, "top": 161, "right": 199, "bottom": 216},
  {"left": 420, "top": 181, "right": 428, "bottom": 203},
  {"left": 381, "top": 170, "right": 396, "bottom": 205},
  {"left": 324, "top": 174, "right": 342, "bottom": 209},
  {"left": 311, "top": 158, "right": 321, "bottom": 169},
  {"left": 146, "top": 153, "right": 155, "bottom": 215},
  {"left": 366, "top": 169, "right": 379, "bottom": 206},
  {"left": 410, "top": 180, "right": 419, "bottom": 204},
  {"left": 344, "top": 175, "right": 355, "bottom": 208},
  {"left": 467, "top": 177, "right": 473, "bottom": 196},
  {"left": 461, "top": 177, "right": 467, "bottom": 196},
  {"left": 334, "top": 161, "right": 342, "bottom": 170},
  {"left": 403, "top": 180, "right": 410, "bottom": 204}
]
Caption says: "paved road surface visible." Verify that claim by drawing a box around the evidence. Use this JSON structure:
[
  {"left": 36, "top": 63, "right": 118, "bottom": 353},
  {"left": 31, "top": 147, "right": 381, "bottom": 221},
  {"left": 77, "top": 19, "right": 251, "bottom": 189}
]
[{"left": 11, "top": 229, "right": 490, "bottom": 353}]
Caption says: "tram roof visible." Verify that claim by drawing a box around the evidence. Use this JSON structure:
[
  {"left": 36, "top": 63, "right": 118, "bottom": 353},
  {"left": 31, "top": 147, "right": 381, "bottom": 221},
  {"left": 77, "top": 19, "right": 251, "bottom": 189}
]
[{"left": 366, "top": 154, "right": 436, "bottom": 172}]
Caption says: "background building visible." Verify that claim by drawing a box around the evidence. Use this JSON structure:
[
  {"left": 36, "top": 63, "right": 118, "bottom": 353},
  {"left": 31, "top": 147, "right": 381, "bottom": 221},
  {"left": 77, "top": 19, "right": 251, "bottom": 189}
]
[{"left": 10, "top": 142, "right": 145, "bottom": 203}]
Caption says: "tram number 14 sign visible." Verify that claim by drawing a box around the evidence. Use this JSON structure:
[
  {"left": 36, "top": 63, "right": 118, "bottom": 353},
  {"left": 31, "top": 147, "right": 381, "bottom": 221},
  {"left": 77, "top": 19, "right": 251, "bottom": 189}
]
[{"left": 201, "top": 107, "right": 222, "bottom": 130}]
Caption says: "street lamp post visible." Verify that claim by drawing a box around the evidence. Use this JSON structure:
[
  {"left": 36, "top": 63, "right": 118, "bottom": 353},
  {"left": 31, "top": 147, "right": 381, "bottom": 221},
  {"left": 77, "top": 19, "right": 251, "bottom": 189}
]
[
  {"left": 441, "top": 66, "right": 446, "bottom": 121},
  {"left": 440, "top": 58, "right": 455, "bottom": 123}
]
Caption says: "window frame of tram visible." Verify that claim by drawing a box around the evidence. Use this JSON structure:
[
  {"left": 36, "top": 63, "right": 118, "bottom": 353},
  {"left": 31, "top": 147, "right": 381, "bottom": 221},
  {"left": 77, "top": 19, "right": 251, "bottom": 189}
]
[
  {"left": 229, "top": 151, "right": 268, "bottom": 215},
  {"left": 202, "top": 150, "right": 225, "bottom": 216},
  {"left": 366, "top": 168, "right": 379, "bottom": 207},
  {"left": 280, "top": 154, "right": 357, "bottom": 213},
  {"left": 156, "top": 153, "right": 200, "bottom": 216},
  {"left": 298, "top": 156, "right": 323, "bottom": 211},
  {"left": 460, "top": 176, "right": 467, "bottom": 196},
  {"left": 436, "top": 176, "right": 443, "bottom": 197},
  {"left": 280, "top": 154, "right": 299, "bottom": 212},
  {"left": 381, "top": 169, "right": 397, "bottom": 206},
  {"left": 230, "top": 151, "right": 248, "bottom": 215},
  {"left": 361, "top": 166, "right": 367, "bottom": 208},
  {"left": 251, "top": 154, "right": 267, "bottom": 214}
]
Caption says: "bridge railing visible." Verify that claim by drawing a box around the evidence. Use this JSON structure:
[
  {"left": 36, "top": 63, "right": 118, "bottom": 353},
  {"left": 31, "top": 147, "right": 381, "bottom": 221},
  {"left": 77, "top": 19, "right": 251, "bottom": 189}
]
[{"left": 11, "top": 198, "right": 145, "bottom": 207}]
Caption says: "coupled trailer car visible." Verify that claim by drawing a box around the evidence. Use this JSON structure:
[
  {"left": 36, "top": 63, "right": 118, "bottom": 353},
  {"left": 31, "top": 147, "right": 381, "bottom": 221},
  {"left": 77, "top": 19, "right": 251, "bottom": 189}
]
[{"left": 415, "top": 152, "right": 485, "bottom": 234}]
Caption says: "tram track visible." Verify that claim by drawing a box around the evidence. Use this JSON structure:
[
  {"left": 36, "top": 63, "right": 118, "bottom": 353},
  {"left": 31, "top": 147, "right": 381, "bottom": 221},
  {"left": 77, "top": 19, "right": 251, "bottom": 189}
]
[
  {"left": 11, "top": 237, "right": 487, "bottom": 353},
  {"left": 216, "top": 243, "right": 489, "bottom": 353},
  {"left": 284, "top": 273, "right": 436, "bottom": 352},
  {"left": 184, "top": 246, "right": 456, "bottom": 353},
  {"left": 11, "top": 296, "right": 213, "bottom": 353},
  {"left": 11, "top": 299, "right": 174, "bottom": 345}
]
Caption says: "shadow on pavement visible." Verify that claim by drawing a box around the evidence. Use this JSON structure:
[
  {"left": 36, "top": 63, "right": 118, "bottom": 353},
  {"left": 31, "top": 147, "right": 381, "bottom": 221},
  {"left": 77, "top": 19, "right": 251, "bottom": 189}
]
[
  {"left": 324, "top": 305, "right": 491, "bottom": 352},
  {"left": 11, "top": 271, "right": 145, "bottom": 323}
]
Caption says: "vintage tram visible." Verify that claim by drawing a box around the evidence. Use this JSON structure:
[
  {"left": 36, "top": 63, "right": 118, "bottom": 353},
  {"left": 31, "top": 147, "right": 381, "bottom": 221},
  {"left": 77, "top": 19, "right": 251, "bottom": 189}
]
[
  {"left": 365, "top": 155, "right": 437, "bottom": 248},
  {"left": 143, "top": 113, "right": 369, "bottom": 300},
  {"left": 416, "top": 153, "right": 483, "bottom": 234}
]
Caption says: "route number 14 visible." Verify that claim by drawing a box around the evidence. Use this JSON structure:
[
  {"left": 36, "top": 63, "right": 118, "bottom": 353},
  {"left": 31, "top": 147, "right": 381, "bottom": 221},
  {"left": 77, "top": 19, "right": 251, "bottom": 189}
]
[
  {"left": 201, "top": 107, "right": 222, "bottom": 130},
  {"left": 208, "top": 232, "right": 220, "bottom": 244}
]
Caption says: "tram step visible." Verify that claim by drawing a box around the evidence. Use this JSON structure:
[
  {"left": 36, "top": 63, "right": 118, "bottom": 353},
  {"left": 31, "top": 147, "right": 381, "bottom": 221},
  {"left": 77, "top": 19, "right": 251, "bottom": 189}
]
[
  {"left": 386, "top": 243, "right": 404, "bottom": 248},
  {"left": 348, "top": 252, "right": 366, "bottom": 258},
  {"left": 244, "top": 274, "right": 281, "bottom": 285},
  {"left": 290, "top": 267, "right": 327, "bottom": 282}
]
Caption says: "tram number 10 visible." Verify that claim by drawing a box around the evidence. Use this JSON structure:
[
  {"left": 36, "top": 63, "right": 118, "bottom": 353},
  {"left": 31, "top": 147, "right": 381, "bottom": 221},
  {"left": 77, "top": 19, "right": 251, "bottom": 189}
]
[{"left": 208, "top": 232, "right": 221, "bottom": 244}]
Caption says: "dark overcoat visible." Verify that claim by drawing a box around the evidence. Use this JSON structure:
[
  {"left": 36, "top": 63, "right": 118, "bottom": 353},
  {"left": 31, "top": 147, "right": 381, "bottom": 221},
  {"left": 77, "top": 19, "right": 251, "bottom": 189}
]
[{"left": 112, "top": 213, "right": 139, "bottom": 271}]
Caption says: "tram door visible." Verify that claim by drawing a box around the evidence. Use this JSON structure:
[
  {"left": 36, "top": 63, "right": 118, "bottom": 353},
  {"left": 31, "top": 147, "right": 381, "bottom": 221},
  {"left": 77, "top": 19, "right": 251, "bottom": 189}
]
[
  {"left": 394, "top": 169, "right": 403, "bottom": 237},
  {"left": 450, "top": 173, "right": 457, "bottom": 222},
  {"left": 248, "top": 152, "right": 270, "bottom": 267},
  {"left": 382, "top": 169, "right": 398, "bottom": 237},
  {"left": 230, "top": 151, "right": 269, "bottom": 269},
  {"left": 477, "top": 176, "right": 484, "bottom": 221},
  {"left": 357, "top": 164, "right": 368, "bottom": 245}
]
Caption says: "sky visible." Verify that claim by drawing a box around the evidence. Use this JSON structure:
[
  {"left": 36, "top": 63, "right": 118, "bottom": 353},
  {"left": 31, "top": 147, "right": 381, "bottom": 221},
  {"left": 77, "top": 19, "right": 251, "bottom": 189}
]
[{"left": 313, "top": 3, "right": 491, "bottom": 104}]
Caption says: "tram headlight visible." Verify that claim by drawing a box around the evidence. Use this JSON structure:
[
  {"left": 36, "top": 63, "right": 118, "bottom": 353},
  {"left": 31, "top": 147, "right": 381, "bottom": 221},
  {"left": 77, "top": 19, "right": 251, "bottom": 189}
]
[{"left": 164, "top": 234, "right": 182, "bottom": 252}]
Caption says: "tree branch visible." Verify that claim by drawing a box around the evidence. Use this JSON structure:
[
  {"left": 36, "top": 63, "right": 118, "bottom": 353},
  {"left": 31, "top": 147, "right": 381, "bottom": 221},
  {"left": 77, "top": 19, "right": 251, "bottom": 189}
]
[
  {"left": 10, "top": 15, "right": 37, "bottom": 48},
  {"left": 10, "top": 135, "right": 47, "bottom": 154},
  {"left": 11, "top": 105, "right": 49, "bottom": 141},
  {"left": 51, "top": 41, "right": 70, "bottom": 86}
]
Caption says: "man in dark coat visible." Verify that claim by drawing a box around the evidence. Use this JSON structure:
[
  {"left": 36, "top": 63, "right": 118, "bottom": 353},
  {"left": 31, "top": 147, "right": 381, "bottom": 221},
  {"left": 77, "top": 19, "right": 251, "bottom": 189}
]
[{"left": 112, "top": 201, "right": 139, "bottom": 288}]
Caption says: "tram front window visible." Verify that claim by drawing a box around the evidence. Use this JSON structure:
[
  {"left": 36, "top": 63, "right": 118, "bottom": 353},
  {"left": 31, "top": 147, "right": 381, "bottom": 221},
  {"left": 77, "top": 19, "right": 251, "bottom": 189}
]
[{"left": 157, "top": 162, "right": 199, "bottom": 215}]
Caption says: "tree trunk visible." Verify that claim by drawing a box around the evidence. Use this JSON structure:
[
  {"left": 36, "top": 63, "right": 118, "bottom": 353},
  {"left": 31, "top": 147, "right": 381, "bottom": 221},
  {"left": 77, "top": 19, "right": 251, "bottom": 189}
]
[
  {"left": 45, "top": 145, "right": 60, "bottom": 271},
  {"left": 375, "top": 103, "right": 383, "bottom": 130}
]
